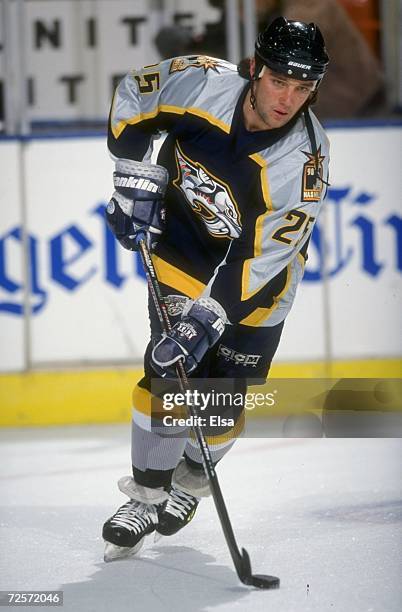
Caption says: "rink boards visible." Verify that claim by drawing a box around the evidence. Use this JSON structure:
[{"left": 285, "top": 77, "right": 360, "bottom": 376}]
[{"left": 0, "top": 125, "right": 401, "bottom": 424}]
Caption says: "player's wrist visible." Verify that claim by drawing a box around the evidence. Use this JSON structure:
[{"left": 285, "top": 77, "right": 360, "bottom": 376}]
[
  {"left": 113, "top": 159, "right": 168, "bottom": 201},
  {"left": 184, "top": 298, "right": 226, "bottom": 348}
]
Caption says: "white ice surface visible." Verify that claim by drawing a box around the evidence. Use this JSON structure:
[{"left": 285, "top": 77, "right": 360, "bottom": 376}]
[{"left": 0, "top": 426, "right": 401, "bottom": 612}]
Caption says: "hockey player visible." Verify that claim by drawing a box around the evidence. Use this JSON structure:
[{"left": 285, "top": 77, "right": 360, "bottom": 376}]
[{"left": 102, "top": 17, "right": 330, "bottom": 561}]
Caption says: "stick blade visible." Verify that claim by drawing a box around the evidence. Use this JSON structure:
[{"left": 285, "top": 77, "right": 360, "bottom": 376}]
[
  {"left": 239, "top": 548, "right": 280, "bottom": 590},
  {"left": 249, "top": 574, "right": 280, "bottom": 590}
]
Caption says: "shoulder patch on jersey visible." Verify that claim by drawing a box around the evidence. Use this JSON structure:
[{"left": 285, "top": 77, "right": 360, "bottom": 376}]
[
  {"left": 173, "top": 141, "right": 242, "bottom": 239},
  {"left": 300, "top": 146, "right": 326, "bottom": 202},
  {"left": 169, "top": 56, "right": 223, "bottom": 75}
]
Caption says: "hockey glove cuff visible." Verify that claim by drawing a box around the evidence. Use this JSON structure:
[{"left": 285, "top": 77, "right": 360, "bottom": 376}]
[
  {"left": 106, "top": 159, "right": 168, "bottom": 251},
  {"left": 151, "top": 297, "right": 227, "bottom": 376}
]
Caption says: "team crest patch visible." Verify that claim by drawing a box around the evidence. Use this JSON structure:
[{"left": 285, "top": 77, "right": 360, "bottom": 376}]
[
  {"left": 169, "top": 55, "right": 222, "bottom": 74},
  {"left": 165, "top": 295, "right": 188, "bottom": 318},
  {"left": 301, "top": 146, "right": 326, "bottom": 202},
  {"left": 173, "top": 142, "right": 242, "bottom": 239}
]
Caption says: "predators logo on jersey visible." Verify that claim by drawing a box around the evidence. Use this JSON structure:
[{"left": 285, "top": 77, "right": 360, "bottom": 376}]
[
  {"left": 301, "top": 146, "right": 326, "bottom": 202},
  {"left": 173, "top": 142, "right": 242, "bottom": 239}
]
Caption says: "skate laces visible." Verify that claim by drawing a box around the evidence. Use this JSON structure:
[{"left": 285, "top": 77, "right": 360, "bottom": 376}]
[
  {"left": 165, "top": 487, "right": 198, "bottom": 520},
  {"left": 111, "top": 500, "right": 157, "bottom": 534}
]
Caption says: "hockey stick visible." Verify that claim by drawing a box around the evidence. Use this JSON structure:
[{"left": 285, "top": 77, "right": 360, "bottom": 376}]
[{"left": 136, "top": 235, "right": 280, "bottom": 590}]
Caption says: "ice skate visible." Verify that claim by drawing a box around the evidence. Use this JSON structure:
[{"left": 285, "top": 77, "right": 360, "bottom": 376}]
[
  {"left": 156, "top": 459, "right": 210, "bottom": 538},
  {"left": 157, "top": 485, "right": 200, "bottom": 536},
  {"left": 103, "top": 476, "right": 168, "bottom": 561}
]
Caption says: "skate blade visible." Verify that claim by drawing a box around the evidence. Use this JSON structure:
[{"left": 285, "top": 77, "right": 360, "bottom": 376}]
[
  {"left": 104, "top": 537, "right": 144, "bottom": 562},
  {"left": 153, "top": 532, "right": 164, "bottom": 543}
]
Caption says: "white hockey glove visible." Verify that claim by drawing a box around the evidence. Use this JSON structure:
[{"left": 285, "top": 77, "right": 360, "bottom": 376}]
[
  {"left": 151, "top": 297, "right": 226, "bottom": 376},
  {"left": 106, "top": 159, "right": 169, "bottom": 251}
]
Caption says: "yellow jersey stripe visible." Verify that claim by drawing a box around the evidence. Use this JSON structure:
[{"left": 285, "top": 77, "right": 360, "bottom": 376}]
[{"left": 153, "top": 255, "right": 206, "bottom": 298}]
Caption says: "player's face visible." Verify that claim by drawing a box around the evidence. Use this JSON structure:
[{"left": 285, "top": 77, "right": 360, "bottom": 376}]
[{"left": 245, "top": 62, "right": 317, "bottom": 131}]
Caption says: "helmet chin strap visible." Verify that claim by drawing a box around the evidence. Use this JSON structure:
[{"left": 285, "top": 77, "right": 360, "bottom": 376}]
[
  {"left": 249, "top": 64, "right": 265, "bottom": 111},
  {"left": 250, "top": 81, "right": 256, "bottom": 110}
]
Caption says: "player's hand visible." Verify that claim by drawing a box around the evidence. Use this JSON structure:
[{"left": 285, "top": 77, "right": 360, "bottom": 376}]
[
  {"left": 151, "top": 299, "right": 226, "bottom": 376},
  {"left": 106, "top": 159, "right": 168, "bottom": 252},
  {"left": 106, "top": 192, "right": 165, "bottom": 251}
]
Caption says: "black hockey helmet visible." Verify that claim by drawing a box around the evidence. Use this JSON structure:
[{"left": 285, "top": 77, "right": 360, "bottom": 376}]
[{"left": 255, "top": 17, "right": 329, "bottom": 81}]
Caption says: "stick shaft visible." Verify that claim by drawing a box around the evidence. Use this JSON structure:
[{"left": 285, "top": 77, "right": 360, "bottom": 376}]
[{"left": 137, "top": 239, "right": 245, "bottom": 570}]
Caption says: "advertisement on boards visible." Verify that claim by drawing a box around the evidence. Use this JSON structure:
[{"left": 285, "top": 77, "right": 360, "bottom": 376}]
[{"left": 0, "top": 128, "right": 401, "bottom": 371}]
